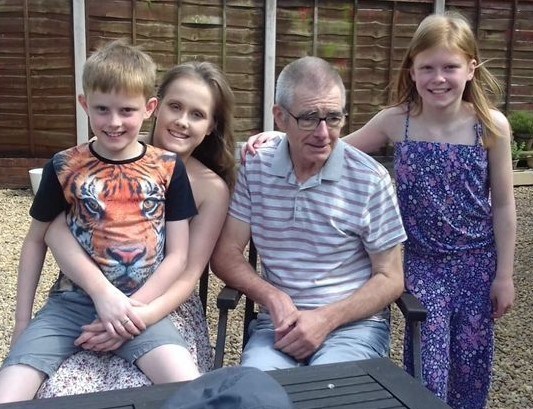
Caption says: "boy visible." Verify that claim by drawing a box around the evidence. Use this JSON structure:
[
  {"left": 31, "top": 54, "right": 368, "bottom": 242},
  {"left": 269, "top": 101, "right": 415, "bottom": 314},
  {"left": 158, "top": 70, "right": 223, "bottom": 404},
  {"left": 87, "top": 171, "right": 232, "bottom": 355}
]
[{"left": 0, "top": 40, "right": 199, "bottom": 402}]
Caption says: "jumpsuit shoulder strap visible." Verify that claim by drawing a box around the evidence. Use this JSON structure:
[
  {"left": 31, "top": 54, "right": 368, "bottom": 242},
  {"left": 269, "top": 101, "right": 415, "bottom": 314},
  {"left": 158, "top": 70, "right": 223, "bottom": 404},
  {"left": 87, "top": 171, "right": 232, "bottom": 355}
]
[
  {"left": 404, "top": 103, "right": 411, "bottom": 141},
  {"left": 474, "top": 121, "right": 484, "bottom": 145}
]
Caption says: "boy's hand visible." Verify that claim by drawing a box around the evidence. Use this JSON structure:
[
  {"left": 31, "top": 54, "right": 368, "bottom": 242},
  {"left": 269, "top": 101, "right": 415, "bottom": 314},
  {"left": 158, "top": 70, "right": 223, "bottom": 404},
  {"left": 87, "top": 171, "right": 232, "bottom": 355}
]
[
  {"left": 75, "top": 321, "right": 127, "bottom": 352},
  {"left": 91, "top": 285, "right": 146, "bottom": 338}
]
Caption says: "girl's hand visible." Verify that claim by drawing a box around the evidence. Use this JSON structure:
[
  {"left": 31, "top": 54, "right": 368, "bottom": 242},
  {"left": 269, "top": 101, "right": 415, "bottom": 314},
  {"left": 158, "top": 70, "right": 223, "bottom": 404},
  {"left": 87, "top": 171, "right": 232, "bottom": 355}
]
[
  {"left": 91, "top": 286, "right": 146, "bottom": 338},
  {"left": 240, "top": 131, "right": 284, "bottom": 164},
  {"left": 490, "top": 275, "right": 515, "bottom": 318}
]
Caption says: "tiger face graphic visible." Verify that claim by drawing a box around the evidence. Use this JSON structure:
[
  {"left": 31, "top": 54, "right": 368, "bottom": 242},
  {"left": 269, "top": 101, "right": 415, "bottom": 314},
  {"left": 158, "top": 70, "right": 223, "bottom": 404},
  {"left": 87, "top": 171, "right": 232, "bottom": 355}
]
[{"left": 53, "top": 144, "right": 175, "bottom": 295}]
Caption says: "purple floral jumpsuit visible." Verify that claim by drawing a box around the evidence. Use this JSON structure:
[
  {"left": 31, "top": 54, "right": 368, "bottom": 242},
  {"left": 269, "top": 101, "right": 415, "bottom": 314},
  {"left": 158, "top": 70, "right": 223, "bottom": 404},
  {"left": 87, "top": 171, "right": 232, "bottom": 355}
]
[{"left": 395, "top": 111, "right": 496, "bottom": 409}]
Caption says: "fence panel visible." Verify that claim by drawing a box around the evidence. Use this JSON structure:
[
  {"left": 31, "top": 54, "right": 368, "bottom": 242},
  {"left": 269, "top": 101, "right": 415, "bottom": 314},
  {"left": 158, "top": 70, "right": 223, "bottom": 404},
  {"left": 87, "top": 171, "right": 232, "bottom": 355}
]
[{"left": 0, "top": 0, "right": 532, "bottom": 186}]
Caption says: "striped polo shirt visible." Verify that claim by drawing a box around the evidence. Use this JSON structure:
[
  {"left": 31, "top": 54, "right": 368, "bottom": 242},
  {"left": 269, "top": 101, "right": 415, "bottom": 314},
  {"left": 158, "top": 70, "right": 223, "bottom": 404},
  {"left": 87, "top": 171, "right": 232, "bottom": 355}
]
[{"left": 229, "top": 136, "right": 406, "bottom": 310}]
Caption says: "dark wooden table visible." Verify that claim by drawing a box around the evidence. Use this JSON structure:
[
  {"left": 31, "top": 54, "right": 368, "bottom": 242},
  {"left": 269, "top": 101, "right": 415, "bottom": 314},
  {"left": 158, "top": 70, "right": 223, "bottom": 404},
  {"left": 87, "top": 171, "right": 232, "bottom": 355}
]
[{"left": 0, "top": 358, "right": 450, "bottom": 409}]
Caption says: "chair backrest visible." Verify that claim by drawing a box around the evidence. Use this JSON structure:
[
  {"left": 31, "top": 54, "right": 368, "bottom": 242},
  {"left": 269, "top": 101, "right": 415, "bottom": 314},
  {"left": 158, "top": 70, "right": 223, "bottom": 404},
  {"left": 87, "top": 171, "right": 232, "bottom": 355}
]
[
  {"left": 242, "top": 239, "right": 258, "bottom": 347},
  {"left": 198, "top": 265, "right": 209, "bottom": 315}
]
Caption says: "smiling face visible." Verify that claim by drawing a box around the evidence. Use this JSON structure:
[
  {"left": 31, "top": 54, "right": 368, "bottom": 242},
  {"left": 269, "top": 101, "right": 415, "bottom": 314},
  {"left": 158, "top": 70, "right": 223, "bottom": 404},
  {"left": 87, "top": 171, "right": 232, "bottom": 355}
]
[
  {"left": 410, "top": 46, "right": 475, "bottom": 111},
  {"left": 79, "top": 90, "right": 157, "bottom": 161},
  {"left": 152, "top": 76, "right": 215, "bottom": 160}
]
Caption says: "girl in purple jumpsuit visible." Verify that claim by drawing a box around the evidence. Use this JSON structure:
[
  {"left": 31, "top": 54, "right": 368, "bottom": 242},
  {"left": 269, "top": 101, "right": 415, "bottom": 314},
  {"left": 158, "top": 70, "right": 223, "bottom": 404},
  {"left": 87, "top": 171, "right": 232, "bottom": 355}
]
[
  {"left": 243, "top": 11, "right": 516, "bottom": 409},
  {"left": 396, "top": 111, "right": 497, "bottom": 407},
  {"left": 342, "top": 12, "right": 517, "bottom": 409}
]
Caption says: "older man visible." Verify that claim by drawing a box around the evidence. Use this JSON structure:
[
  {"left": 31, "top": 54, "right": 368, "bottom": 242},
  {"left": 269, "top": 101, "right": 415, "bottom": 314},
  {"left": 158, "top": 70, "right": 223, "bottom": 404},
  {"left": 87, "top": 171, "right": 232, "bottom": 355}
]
[{"left": 211, "top": 56, "right": 406, "bottom": 370}]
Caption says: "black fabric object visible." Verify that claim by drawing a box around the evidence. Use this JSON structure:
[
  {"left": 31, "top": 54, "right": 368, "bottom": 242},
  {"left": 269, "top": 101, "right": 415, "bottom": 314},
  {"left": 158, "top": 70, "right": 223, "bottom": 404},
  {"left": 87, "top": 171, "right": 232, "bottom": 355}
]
[{"left": 160, "top": 366, "right": 294, "bottom": 409}]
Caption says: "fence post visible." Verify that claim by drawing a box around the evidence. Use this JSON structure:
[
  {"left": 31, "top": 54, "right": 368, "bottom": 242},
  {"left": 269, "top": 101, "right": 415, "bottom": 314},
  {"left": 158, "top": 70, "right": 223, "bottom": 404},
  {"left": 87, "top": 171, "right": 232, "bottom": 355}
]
[
  {"left": 73, "top": 0, "right": 88, "bottom": 144},
  {"left": 263, "top": 0, "right": 276, "bottom": 131},
  {"left": 434, "top": 0, "right": 445, "bottom": 14}
]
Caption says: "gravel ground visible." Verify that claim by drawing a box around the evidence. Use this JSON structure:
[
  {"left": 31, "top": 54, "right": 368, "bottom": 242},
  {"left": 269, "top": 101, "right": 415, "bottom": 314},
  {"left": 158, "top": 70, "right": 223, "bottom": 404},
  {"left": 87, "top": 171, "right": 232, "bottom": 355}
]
[{"left": 0, "top": 186, "right": 531, "bottom": 407}]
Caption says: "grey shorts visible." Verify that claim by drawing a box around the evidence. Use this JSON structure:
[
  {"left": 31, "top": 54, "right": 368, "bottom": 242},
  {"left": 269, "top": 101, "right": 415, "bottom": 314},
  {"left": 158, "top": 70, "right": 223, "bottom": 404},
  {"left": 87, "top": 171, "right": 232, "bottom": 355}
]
[{"left": 2, "top": 291, "right": 186, "bottom": 377}]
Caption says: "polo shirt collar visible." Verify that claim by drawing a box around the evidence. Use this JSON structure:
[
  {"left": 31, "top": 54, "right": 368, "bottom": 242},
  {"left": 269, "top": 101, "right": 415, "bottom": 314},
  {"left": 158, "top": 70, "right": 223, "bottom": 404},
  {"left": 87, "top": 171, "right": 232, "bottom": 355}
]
[{"left": 270, "top": 135, "right": 345, "bottom": 182}]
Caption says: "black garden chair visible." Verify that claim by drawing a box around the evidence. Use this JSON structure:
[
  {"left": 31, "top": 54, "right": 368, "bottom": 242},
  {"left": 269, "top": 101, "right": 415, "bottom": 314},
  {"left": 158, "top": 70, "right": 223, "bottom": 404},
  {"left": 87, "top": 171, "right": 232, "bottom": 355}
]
[{"left": 213, "top": 239, "right": 427, "bottom": 382}]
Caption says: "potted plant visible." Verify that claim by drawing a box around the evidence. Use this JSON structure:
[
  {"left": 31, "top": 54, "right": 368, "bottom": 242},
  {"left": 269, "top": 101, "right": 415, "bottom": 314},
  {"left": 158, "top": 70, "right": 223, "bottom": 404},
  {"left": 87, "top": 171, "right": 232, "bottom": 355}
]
[
  {"left": 508, "top": 111, "right": 533, "bottom": 150},
  {"left": 511, "top": 140, "right": 525, "bottom": 170},
  {"left": 519, "top": 150, "right": 533, "bottom": 169}
]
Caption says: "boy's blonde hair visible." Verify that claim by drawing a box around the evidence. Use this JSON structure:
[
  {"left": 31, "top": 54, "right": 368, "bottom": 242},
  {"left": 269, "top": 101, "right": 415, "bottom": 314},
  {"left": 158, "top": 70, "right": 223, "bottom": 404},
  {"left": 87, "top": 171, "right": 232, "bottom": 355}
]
[
  {"left": 82, "top": 39, "right": 157, "bottom": 99},
  {"left": 395, "top": 12, "right": 503, "bottom": 145}
]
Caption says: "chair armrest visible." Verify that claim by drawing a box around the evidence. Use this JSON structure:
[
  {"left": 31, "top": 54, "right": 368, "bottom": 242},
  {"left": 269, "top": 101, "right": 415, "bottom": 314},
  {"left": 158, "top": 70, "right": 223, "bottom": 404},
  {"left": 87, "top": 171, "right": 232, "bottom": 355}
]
[
  {"left": 216, "top": 286, "right": 243, "bottom": 310},
  {"left": 394, "top": 292, "right": 427, "bottom": 322},
  {"left": 394, "top": 292, "right": 426, "bottom": 383},
  {"left": 214, "top": 286, "right": 243, "bottom": 369}
]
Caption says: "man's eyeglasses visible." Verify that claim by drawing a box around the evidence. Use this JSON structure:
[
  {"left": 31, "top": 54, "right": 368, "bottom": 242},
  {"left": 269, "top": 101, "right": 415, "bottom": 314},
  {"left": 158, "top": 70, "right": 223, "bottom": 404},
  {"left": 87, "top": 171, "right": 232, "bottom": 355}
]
[{"left": 283, "top": 107, "right": 347, "bottom": 131}]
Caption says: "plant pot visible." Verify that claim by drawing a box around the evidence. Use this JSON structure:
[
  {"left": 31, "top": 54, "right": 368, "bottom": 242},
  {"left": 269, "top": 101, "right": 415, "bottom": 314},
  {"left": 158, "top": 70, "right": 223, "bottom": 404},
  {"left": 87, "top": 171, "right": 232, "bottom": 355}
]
[
  {"left": 28, "top": 168, "right": 43, "bottom": 195},
  {"left": 518, "top": 151, "right": 533, "bottom": 169},
  {"left": 514, "top": 133, "right": 533, "bottom": 150}
]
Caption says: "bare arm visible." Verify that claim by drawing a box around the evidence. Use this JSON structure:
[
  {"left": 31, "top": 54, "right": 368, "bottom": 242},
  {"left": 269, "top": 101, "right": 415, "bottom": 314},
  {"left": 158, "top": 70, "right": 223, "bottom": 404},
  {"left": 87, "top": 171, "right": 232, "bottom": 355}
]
[
  {"left": 488, "top": 110, "right": 516, "bottom": 318},
  {"left": 50, "top": 215, "right": 191, "bottom": 336},
  {"left": 243, "top": 107, "right": 400, "bottom": 161},
  {"left": 12, "top": 219, "right": 49, "bottom": 345},
  {"left": 77, "top": 219, "right": 190, "bottom": 354},
  {"left": 76, "top": 187, "right": 229, "bottom": 352},
  {"left": 74, "top": 210, "right": 208, "bottom": 351},
  {"left": 210, "top": 215, "right": 298, "bottom": 327},
  {"left": 132, "top": 218, "right": 190, "bottom": 304},
  {"left": 45, "top": 216, "right": 145, "bottom": 337},
  {"left": 342, "top": 107, "right": 401, "bottom": 152},
  {"left": 139, "top": 179, "right": 230, "bottom": 324}
]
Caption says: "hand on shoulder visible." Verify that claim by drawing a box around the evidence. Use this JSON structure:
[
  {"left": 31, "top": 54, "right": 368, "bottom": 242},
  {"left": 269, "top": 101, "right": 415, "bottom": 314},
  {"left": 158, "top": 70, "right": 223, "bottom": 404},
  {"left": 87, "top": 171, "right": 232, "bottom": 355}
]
[{"left": 240, "top": 131, "right": 284, "bottom": 164}]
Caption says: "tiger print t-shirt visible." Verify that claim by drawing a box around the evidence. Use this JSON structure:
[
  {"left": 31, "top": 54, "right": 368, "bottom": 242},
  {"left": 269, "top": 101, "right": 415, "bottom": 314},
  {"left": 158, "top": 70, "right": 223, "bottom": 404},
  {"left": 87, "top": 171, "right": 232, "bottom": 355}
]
[{"left": 30, "top": 141, "right": 197, "bottom": 296}]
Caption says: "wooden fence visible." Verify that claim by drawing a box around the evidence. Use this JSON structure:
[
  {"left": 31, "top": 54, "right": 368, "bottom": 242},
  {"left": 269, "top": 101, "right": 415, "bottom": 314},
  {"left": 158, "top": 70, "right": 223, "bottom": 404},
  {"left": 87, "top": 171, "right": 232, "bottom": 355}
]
[{"left": 1, "top": 0, "right": 532, "bottom": 187}]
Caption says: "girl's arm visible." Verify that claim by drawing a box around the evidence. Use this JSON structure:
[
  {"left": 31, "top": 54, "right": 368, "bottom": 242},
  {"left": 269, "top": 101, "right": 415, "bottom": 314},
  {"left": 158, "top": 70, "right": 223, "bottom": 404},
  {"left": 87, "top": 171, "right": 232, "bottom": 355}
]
[
  {"left": 130, "top": 218, "right": 190, "bottom": 306},
  {"left": 133, "top": 176, "right": 230, "bottom": 324},
  {"left": 341, "top": 107, "right": 398, "bottom": 153},
  {"left": 487, "top": 110, "right": 516, "bottom": 318},
  {"left": 76, "top": 178, "right": 230, "bottom": 351},
  {"left": 45, "top": 215, "right": 145, "bottom": 337}
]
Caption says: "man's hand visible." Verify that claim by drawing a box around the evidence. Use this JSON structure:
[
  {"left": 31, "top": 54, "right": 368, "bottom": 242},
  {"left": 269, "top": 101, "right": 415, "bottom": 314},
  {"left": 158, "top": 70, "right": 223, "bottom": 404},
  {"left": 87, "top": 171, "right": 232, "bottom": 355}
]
[
  {"left": 274, "top": 309, "right": 333, "bottom": 361},
  {"left": 264, "top": 291, "right": 299, "bottom": 342},
  {"left": 91, "top": 285, "right": 146, "bottom": 338}
]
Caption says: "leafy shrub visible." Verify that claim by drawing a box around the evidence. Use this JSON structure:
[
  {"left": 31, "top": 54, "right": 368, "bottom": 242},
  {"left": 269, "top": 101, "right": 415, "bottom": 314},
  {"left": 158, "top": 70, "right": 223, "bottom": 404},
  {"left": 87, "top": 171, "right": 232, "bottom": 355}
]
[{"left": 508, "top": 111, "right": 533, "bottom": 135}]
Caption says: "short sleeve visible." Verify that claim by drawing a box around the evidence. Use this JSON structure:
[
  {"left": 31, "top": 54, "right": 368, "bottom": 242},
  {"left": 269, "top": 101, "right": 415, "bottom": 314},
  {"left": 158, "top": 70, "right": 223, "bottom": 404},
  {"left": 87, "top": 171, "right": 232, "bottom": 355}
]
[
  {"left": 227, "top": 163, "right": 252, "bottom": 224},
  {"left": 362, "top": 172, "right": 407, "bottom": 253},
  {"left": 165, "top": 156, "right": 198, "bottom": 221},
  {"left": 29, "top": 159, "right": 68, "bottom": 222}
]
